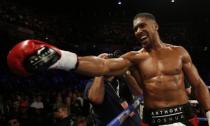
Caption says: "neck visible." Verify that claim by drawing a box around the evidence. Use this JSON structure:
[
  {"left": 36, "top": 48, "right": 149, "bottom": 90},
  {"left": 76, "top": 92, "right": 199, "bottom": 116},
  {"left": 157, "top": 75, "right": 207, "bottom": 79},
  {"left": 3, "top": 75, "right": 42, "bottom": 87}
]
[{"left": 145, "top": 34, "right": 164, "bottom": 51}]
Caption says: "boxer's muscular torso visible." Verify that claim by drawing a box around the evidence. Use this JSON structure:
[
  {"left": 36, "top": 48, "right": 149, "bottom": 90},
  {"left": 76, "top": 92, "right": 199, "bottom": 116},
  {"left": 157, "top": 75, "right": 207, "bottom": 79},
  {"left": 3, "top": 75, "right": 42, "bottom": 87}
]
[{"left": 126, "top": 44, "right": 189, "bottom": 109}]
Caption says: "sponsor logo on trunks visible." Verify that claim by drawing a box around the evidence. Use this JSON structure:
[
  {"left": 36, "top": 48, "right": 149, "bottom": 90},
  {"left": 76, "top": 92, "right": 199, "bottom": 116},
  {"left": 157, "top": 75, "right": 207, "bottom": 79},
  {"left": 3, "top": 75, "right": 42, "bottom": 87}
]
[
  {"left": 150, "top": 106, "right": 185, "bottom": 124},
  {"left": 151, "top": 107, "right": 183, "bottom": 116}
]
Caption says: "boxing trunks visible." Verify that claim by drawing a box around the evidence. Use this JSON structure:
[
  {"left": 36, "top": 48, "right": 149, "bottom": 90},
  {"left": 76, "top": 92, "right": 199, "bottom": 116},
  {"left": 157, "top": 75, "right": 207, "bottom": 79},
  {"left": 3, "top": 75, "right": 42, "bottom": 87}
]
[{"left": 140, "top": 103, "right": 199, "bottom": 126}]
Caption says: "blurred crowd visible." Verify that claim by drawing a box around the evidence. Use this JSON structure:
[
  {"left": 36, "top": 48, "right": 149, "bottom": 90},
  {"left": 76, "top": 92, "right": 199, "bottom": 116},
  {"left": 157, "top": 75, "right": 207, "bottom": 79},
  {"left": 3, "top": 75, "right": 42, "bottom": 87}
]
[{"left": 0, "top": 83, "right": 92, "bottom": 126}]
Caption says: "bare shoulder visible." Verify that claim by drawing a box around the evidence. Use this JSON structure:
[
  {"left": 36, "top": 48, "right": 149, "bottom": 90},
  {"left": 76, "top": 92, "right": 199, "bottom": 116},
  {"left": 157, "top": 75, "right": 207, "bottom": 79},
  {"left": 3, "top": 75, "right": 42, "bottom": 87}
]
[
  {"left": 166, "top": 44, "right": 192, "bottom": 63},
  {"left": 120, "top": 50, "right": 139, "bottom": 59},
  {"left": 120, "top": 49, "right": 147, "bottom": 62},
  {"left": 165, "top": 43, "right": 181, "bottom": 49},
  {"left": 165, "top": 43, "right": 188, "bottom": 54}
]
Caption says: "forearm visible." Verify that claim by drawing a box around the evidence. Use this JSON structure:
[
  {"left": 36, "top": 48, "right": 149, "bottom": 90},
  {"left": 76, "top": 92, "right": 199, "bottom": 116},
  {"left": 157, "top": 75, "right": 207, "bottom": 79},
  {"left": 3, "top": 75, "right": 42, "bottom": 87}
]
[
  {"left": 194, "top": 80, "right": 210, "bottom": 125},
  {"left": 76, "top": 56, "right": 131, "bottom": 76},
  {"left": 193, "top": 80, "right": 210, "bottom": 110},
  {"left": 88, "top": 77, "right": 105, "bottom": 104}
]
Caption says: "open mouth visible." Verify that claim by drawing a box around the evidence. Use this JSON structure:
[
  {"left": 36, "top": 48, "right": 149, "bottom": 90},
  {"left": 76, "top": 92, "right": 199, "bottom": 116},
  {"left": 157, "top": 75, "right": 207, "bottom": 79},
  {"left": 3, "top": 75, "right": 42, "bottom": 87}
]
[
  {"left": 138, "top": 35, "right": 148, "bottom": 45},
  {"left": 140, "top": 35, "right": 147, "bottom": 41}
]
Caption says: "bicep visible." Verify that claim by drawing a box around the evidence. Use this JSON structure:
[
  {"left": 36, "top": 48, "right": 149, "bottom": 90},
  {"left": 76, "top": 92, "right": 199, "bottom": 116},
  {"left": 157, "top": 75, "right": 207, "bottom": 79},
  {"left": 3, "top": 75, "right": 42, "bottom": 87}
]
[
  {"left": 182, "top": 50, "right": 202, "bottom": 87},
  {"left": 183, "top": 62, "right": 201, "bottom": 85}
]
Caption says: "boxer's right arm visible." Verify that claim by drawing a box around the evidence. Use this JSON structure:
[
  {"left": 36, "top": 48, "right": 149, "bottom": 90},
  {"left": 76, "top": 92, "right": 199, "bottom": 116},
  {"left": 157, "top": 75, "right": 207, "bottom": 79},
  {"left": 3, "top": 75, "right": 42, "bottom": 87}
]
[
  {"left": 76, "top": 56, "right": 131, "bottom": 76},
  {"left": 7, "top": 40, "right": 132, "bottom": 76}
]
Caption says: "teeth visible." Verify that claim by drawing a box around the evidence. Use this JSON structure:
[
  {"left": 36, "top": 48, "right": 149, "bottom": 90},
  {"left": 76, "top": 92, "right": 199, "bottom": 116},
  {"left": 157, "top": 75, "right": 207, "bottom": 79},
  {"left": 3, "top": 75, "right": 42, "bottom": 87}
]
[{"left": 141, "top": 35, "right": 147, "bottom": 40}]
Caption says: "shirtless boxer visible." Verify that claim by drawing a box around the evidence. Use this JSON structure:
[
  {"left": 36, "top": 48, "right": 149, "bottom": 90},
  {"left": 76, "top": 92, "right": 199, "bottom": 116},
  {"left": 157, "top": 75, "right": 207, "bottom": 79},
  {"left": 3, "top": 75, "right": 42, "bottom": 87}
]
[{"left": 7, "top": 12, "right": 210, "bottom": 126}]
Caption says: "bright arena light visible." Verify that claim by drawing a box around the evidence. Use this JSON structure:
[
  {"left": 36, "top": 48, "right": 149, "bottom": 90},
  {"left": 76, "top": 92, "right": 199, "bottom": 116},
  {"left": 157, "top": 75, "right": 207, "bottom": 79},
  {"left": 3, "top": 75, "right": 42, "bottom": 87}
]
[{"left": 118, "top": 1, "right": 122, "bottom": 5}]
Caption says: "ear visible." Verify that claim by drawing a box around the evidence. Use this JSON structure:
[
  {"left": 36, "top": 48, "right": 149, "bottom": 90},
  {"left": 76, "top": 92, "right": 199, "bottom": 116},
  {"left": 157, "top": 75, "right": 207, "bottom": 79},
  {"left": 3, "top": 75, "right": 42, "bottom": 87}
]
[{"left": 155, "top": 23, "right": 159, "bottom": 30}]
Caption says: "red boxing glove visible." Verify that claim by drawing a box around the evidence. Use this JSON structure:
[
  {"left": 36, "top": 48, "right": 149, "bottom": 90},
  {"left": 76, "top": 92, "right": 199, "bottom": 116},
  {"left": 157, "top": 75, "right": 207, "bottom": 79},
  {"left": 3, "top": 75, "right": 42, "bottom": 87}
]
[{"left": 7, "top": 40, "right": 78, "bottom": 76}]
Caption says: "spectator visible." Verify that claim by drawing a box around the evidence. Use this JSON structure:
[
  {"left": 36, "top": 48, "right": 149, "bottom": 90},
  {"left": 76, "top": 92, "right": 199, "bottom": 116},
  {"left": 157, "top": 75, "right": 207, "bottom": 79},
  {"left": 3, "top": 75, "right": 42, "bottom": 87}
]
[
  {"left": 53, "top": 104, "right": 76, "bottom": 126},
  {"left": 84, "top": 53, "right": 141, "bottom": 126},
  {"left": 7, "top": 116, "right": 20, "bottom": 126}
]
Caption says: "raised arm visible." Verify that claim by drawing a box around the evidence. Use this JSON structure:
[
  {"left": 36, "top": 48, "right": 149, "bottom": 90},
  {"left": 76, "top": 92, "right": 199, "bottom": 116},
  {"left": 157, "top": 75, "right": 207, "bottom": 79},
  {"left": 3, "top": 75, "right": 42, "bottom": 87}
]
[{"left": 181, "top": 47, "right": 210, "bottom": 110}]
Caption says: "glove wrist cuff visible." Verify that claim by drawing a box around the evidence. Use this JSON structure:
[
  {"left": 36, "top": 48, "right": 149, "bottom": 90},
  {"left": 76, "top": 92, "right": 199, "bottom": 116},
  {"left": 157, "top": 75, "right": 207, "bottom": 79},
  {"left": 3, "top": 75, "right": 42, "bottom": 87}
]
[{"left": 50, "top": 50, "right": 78, "bottom": 71}]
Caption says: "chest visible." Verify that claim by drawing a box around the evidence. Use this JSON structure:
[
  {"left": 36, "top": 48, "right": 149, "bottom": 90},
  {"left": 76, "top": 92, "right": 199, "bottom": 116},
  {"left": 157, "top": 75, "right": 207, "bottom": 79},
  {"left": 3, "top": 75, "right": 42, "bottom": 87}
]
[{"left": 137, "top": 50, "right": 183, "bottom": 78}]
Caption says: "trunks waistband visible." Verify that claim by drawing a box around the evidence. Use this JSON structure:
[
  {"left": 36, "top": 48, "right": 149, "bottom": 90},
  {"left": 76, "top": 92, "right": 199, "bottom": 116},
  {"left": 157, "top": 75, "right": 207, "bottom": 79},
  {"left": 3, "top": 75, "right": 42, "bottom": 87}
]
[{"left": 143, "top": 103, "right": 195, "bottom": 125}]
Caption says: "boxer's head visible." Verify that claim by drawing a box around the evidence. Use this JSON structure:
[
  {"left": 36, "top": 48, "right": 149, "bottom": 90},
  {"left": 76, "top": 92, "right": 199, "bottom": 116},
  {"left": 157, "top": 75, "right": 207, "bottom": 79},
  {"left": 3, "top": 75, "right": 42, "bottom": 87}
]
[{"left": 133, "top": 12, "right": 159, "bottom": 48}]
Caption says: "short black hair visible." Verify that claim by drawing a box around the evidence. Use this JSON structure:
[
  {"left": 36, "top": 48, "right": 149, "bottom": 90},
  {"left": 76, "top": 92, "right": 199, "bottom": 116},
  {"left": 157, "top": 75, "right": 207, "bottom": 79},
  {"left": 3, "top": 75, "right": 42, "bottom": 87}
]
[{"left": 133, "top": 12, "right": 156, "bottom": 21}]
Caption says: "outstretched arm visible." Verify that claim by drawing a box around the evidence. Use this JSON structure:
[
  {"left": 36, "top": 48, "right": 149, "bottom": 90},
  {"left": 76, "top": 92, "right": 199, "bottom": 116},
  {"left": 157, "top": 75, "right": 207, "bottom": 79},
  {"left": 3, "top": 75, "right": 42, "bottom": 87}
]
[
  {"left": 77, "top": 56, "right": 131, "bottom": 76},
  {"left": 7, "top": 40, "right": 132, "bottom": 76}
]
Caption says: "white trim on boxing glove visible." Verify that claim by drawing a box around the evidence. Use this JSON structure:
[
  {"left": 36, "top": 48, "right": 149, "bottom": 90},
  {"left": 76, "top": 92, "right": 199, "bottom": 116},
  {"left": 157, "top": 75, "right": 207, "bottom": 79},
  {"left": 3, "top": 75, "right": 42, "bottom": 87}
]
[
  {"left": 206, "top": 111, "right": 210, "bottom": 126},
  {"left": 50, "top": 50, "right": 78, "bottom": 71}
]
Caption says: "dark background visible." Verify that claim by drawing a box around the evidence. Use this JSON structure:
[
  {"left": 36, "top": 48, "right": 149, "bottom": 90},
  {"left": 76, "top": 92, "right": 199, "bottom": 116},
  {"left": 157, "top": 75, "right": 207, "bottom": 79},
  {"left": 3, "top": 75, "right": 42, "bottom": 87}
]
[{"left": 0, "top": 0, "right": 210, "bottom": 85}]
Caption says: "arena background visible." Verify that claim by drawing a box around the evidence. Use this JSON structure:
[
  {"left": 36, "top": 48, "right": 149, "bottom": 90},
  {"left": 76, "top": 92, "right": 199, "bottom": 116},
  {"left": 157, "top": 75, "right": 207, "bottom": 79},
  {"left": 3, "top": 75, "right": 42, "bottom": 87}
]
[
  {"left": 0, "top": 0, "right": 209, "bottom": 85},
  {"left": 0, "top": 0, "right": 209, "bottom": 125}
]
